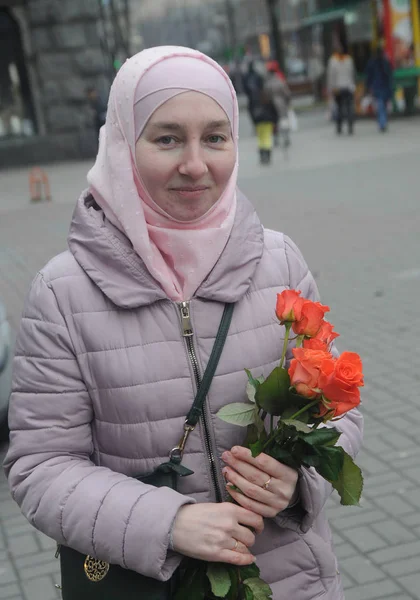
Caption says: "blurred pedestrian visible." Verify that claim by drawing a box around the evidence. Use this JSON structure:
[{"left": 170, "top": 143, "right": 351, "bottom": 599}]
[
  {"left": 366, "top": 44, "right": 393, "bottom": 132},
  {"left": 327, "top": 41, "right": 356, "bottom": 135},
  {"left": 86, "top": 86, "right": 108, "bottom": 140},
  {"left": 253, "top": 85, "right": 278, "bottom": 165},
  {"left": 4, "top": 45, "right": 362, "bottom": 600},
  {"left": 265, "top": 59, "right": 286, "bottom": 82},
  {"left": 265, "top": 60, "right": 292, "bottom": 148},
  {"left": 242, "top": 59, "right": 264, "bottom": 127}
]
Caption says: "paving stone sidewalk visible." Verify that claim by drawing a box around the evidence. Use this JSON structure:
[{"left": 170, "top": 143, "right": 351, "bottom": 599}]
[{"left": 1, "top": 114, "right": 420, "bottom": 599}]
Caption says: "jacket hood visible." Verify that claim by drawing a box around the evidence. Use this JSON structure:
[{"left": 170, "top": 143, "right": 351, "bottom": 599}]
[{"left": 67, "top": 190, "right": 264, "bottom": 308}]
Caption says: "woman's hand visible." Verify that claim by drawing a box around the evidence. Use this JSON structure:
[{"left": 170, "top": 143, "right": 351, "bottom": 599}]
[
  {"left": 221, "top": 446, "right": 299, "bottom": 518},
  {"left": 171, "top": 502, "right": 264, "bottom": 565}
]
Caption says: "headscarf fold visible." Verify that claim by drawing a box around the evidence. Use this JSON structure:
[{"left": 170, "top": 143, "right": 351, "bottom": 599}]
[{"left": 87, "top": 46, "right": 239, "bottom": 301}]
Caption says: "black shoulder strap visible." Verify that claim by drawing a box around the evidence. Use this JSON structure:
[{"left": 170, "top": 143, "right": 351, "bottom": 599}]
[{"left": 185, "top": 303, "right": 235, "bottom": 427}]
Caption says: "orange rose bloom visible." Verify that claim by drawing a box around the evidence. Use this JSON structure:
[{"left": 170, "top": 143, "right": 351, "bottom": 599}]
[
  {"left": 314, "top": 321, "right": 339, "bottom": 346},
  {"left": 289, "top": 347, "right": 335, "bottom": 399},
  {"left": 303, "top": 338, "right": 329, "bottom": 352},
  {"left": 292, "top": 300, "right": 330, "bottom": 338},
  {"left": 318, "top": 352, "right": 364, "bottom": 417},
  {"left": 276, "top": 290, "right": 305, "bottom": 324}
]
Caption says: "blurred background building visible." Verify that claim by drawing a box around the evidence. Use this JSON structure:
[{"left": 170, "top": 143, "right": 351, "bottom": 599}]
[
  {"left": 0, "top": 0, "right": 129, "bottom": 166},
  {"left": 1, "top": 0, "right": 419, "bottom": 167}
]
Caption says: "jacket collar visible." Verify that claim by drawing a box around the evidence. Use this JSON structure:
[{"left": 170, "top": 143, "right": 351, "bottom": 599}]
[{"left": 68, "top": 190, "right": 263, "bottom": 308}]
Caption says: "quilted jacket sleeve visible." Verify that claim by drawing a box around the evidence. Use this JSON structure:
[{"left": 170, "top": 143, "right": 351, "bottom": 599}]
[
  {"left": 282, "top": 236, "right": 364, "bottom": 533},
  {"left": 3, "top": 272, "right": 195, "bottom": 580}
]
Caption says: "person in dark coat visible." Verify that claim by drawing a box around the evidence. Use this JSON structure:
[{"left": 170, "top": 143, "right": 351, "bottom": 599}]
[
  {"left": 366, "top": 45, "right": 393, "bottom": 132},
  {"left": 86, "top": 86, "right": 108, "bottom": 139},
  {"left": 242, "top": 60, "right": 264, "bottom": 127}
]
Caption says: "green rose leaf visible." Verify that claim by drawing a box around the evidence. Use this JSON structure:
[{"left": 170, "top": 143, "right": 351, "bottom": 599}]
[
  {"left": 174, "top": 565, "right": 205, "bottom": 600},
  {"left": 246, "top": 381, "right": 257, "bottom": 404},
  {"left": 300, "top": 427, "right": 341, "bottom": 447},
  {"left": 330, "top": 451, "right": 364, "bottom": 506},
  {"left": 282, "top": 419, "right": 312, "bottom": 433},
  {"left": 250, "top": 439, "right": 266, "bottom": 457},
  {"left": 244, "top": 587, "right": 254, "bottom": 600},
  {"left": 217, "top": 403, "right": 256, "bottom": 427},
  {"left": 243, "top": 577, "right": 273, "bottom": 599},
  {"left": 270, "top": 446, "right": 301, "bottom": 469},
  {"left": 312, "top": 446, "right": 344, "bottom": 482},
  {"left": 255, "top": 367, "right": 291, "bottom": 415},
  {"left": 238, "top": 564, "right": 261, "bottom": 580},
  {"left": 206, "top": 563, "right": 232, "bottom": 598},
  {"left": 244, "top": 423, "right": 259, "bottom": 447},
  {"left": 287, "top": 391, "right": 315, "bottom": 410},
  {"left": 245, "top": 372, "right": 265, "bottom": 403}
]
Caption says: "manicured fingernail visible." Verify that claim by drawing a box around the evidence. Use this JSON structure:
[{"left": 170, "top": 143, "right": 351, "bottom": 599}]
[
  {"left": 231, "top": 447, "right": 239, "bottom": 454},
  {"left": 223, "top": 451, "right": 231, "bottom": 460}
]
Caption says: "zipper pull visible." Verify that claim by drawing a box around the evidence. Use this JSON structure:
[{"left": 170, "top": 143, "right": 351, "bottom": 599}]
[{"left": 179, "top": 301, "right": 193, "bottom": 337}]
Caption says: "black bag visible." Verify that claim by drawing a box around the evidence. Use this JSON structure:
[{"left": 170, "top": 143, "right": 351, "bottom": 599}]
[{"left": 58, "top": 303, "right": 235, "bottom": 599}]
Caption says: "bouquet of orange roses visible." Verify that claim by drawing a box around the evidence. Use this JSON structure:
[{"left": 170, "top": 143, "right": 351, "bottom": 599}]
[{"left": 175, "top": 290, "right": 363, "bottom": 600}]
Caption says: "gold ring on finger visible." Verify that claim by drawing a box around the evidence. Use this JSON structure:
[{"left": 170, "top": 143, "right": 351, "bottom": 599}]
[{"left": 262, "top": 476, "right": 272, "bottom": 491}]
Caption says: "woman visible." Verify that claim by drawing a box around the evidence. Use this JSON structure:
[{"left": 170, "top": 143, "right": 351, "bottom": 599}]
[
  {"left": 366, "top": 45, "right": 393, "bottom": 132},
  {"left": 4, "top": 46, "right": 363, "bottom": 600},
  {"left": 265, "top": 61, "right": 291, "bottom": 149},
  {"left": 327, "top": 40, "right": 356, "bottom": 135}
]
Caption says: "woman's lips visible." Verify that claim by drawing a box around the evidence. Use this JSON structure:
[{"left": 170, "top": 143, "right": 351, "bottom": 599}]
[{"left": 170, "top": 187, "right": 209, "bottom": 198}]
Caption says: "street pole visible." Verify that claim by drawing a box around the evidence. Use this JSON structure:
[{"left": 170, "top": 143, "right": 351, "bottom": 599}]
[
  {"left": 224, "top": 0, "right": 238, "bottom": 63},
  {"left": 266, "top": 0, "right": 286, "bottom": 72}
]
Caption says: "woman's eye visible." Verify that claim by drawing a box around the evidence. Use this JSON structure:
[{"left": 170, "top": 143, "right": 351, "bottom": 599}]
[
  {"left": 156, "top": 136, "right": 176, "bottom": 145},
  {"left": 207, "top": 135, "right": 225, "bottom": 144}
]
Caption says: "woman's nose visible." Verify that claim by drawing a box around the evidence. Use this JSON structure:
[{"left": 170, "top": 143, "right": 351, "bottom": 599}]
[{"left": 178, "top": 145, "right": 208, "bottom": 179}]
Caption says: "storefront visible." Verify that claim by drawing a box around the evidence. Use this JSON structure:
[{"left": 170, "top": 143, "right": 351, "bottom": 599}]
[
  {"left": 301, "top": 0, "right": 420, "bottom": 112},
  {"left": 372, "top": 0, "right": 420, "bottom": 113}
]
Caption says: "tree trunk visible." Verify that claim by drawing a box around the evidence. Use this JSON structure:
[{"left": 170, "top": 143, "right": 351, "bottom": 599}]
[{"left": 266, "top": 0, "right": 286, "bottom": 73}]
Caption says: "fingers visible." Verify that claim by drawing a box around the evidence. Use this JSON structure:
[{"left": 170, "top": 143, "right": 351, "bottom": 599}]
[
  {"left": 227, "top": 484, "right": 281, "bottom": 518},
  {"left": 223, "top": 446, "right": 297, "bottom": 482},
  {"left": 224, "top": 465, "right": 295, "bottom": 516},
  {"left": 231, "top": 504, "right": 264, "bottom": 534},
  {"left": 223, "top": 464, "right": 272, "bottom": 501},
  {"left": 222, "top": 452, "right": 268, "bottom": 488},
  {"left": 231, "top": 538, "right": 252, "bottom": 555},
  {"left": 217, "top": 549, "right": 256, "bottom": 566},
  {"left": 234, "top": 524, "right": 256, "bottom": 549}
]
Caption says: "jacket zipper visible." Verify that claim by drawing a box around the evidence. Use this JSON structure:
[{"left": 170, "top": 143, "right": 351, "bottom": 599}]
[{"left": 178, "top": 301, "right": 222, "bottom": 503}]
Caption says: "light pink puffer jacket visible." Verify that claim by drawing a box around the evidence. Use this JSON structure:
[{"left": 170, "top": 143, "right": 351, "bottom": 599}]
[{"left": 4, "top": 192, "right": 363, "bottom": 600}]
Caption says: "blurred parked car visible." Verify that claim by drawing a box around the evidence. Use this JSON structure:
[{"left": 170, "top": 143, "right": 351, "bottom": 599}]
[{"left": 0, "top": 299, "right": 12, "bottom": 441}]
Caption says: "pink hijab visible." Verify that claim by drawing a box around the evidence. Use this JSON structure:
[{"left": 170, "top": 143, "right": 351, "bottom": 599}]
[{"left": 87, "top": 46, "right": 239, "bottom": 301}]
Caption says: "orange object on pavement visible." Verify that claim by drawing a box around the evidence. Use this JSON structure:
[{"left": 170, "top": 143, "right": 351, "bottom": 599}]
[{"left": 29, "top": 167, "right": 51, "bottom": 202}]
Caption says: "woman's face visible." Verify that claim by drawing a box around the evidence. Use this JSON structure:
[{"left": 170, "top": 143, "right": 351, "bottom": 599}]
[{"left": 135, "top": 91, "right": 236, "bottom": 221}]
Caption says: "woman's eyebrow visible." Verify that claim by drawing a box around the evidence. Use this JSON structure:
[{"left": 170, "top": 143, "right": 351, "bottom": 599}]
[
  {"left": 149, "top": 122, "right": 183, "bottom": 131},
  {"left": 205, "top": 119, "right": 230, "bottom": 129},
  {"left": 149, "top": 119, "right": 230, "bottom": 132}
]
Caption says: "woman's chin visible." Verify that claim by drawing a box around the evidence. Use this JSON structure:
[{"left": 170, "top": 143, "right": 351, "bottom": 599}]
[{"left": 163, "top": 193, "right": 217, "bottom": 221}]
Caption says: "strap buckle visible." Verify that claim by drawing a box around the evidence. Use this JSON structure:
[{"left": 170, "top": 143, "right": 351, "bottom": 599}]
[{"left": 169, "top": 421, "right": 195, "bottom": 462}]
